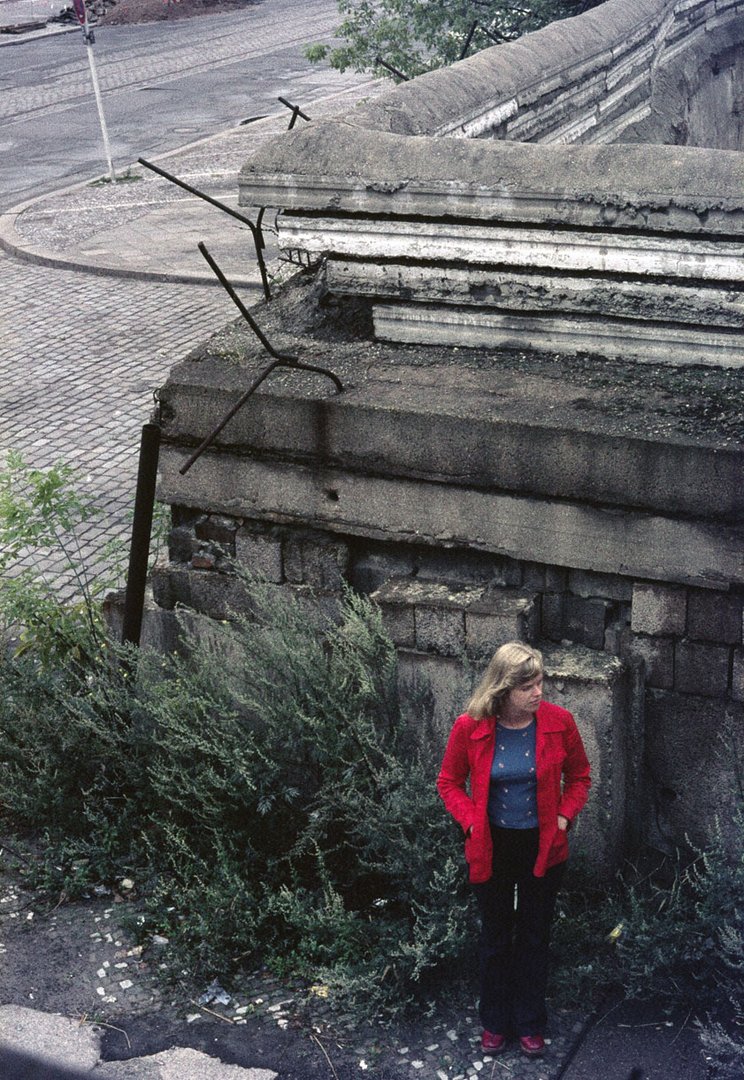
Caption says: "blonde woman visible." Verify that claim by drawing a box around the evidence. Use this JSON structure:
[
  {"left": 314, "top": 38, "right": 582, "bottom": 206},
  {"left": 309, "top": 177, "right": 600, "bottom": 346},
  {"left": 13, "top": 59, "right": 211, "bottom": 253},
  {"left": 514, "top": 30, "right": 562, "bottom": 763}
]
[{"left": 437, "top": 643, "right": 591, "bottom": 1058}]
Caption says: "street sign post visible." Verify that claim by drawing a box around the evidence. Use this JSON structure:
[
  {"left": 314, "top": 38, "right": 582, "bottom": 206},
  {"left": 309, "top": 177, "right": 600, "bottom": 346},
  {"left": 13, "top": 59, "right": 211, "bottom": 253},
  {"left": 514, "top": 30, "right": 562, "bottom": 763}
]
[{"left": 73, "top": 0, "right": 115, "bottom": 182}]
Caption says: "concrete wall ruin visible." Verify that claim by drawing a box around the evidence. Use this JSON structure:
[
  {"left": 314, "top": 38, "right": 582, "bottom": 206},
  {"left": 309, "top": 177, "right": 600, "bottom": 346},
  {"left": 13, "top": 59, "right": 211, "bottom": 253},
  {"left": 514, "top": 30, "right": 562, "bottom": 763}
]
[
  {"left": 146, "top": 0, "right": 744, "bottom": 876},
  {"left": 238, "top": 0, "right": 744, "bottom": 368}
]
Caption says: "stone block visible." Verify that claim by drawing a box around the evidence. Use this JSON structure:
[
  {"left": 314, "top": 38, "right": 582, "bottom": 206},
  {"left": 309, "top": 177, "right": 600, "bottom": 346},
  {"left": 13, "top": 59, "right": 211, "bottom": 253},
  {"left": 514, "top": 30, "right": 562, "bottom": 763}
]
[
  {"left": 103, "top": 588, "right": 180, "bottom": 654},
  {"left": 379, "top": 604, "right": 416, "bottom": 648},
  {"left": 563, "top": 596, "right": 612, "bottom": 650},
  {"left": 568, "top": 569, "right": 633, "bottom": 602},
  {"left": 416, "top": 605, "right": 466, "bottom": 655},
  {"left": 631, "top": 583, "right": 687, "bottom": 635},
  {"left": 541, "top": 593, "right": 565, "bottom": 641},
  {"left": 687, "top": 588, "right": 742, "bottom": 644},
  {"left": 283, "top": 534, "right": 349, "bottom": 592},
  {"left": 465, "top": 592, "right": 538, "bottom": 655},
  {"left": 415, "top": 547, "right": 507, "bottom": 587},
  {"left": 168, "top": 524, "right": 196, "bottom": 564},
  {"left": 625, "top": 633, "right": 674, "bottom": 690},
  {"left": 644, "top": 691, "right": 744, "bottom": 853},
  {"left": 545, "top": 568, "right": 568, "bottom": 592},
  {"left": 674, "top": 640, "right": 730, "bottom": 697},
  {"left": 150, "top": 565, "right": 250, "bottom": 622},
  {"left": 349, "top": 545, "right": 417, "bottom": 594},
  {"left": 195, "top": 513, "right": 239, "bottom": 554},
  {"left": 523, "top": 563, "right": 546, "bottom": 589},
  {"left": 398, "top": 649, "right": 473, "bottom": 742},
  {"left": 541, "top": 644, "right": 631, "bottom": 878},
  {"left": 235, "top": 528, "right": 283, "bottom": 583}
]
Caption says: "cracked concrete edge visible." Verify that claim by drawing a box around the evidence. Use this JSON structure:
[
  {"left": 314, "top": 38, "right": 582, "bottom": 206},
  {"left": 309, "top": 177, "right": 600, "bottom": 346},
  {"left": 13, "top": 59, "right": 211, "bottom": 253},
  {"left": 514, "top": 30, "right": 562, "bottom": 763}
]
[
  {"left": 0, "top": 1005, "right": 278, "bottom": 1079},
  {"left": 0, "top": 1004, "right": 101, "bottom": 1073}
]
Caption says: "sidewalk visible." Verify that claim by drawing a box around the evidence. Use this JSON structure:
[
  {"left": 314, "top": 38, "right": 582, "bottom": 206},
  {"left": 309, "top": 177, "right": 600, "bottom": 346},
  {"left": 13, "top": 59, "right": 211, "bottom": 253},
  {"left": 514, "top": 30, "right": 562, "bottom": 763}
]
[{"left": 0, "top": 75, "right": 383, "bottom": 291}]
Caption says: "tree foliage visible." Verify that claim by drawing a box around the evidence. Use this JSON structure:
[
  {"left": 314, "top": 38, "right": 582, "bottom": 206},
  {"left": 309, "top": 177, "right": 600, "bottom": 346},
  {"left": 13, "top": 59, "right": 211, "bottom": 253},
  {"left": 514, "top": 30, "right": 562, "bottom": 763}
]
[{"left": 306, "top": 0, "right": 604, "bottom": 80}]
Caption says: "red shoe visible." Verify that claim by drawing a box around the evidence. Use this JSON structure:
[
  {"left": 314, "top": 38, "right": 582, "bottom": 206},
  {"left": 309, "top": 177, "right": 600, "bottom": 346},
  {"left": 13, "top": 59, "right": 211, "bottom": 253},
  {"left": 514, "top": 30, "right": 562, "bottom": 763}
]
[
  {"left": 481, "top": 1030, "right": 507, "bottom": 1053},
  {"left": 519, "top": 1034, "right": 545, "bottom": 1056}
]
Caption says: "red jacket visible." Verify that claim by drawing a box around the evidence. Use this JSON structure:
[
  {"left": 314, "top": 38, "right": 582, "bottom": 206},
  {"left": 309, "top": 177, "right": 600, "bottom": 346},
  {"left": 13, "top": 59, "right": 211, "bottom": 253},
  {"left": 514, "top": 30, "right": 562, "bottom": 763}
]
[{"left": 437, "top": 702, "right": 591, "bottom": 882}]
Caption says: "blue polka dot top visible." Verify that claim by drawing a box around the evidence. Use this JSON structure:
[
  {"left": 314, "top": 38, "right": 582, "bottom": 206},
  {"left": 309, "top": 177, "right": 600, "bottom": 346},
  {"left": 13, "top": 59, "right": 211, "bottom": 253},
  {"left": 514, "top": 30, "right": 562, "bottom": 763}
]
[{"left": 488, "top": 720, "right": 538, "bottom": 828}]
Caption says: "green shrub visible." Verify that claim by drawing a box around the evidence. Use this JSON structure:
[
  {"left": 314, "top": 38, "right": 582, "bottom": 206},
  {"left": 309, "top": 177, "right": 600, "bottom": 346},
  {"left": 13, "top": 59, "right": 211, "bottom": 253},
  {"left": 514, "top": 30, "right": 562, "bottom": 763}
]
[{"left": 0, "top": 573, "right": 472, "bottom": 1017}]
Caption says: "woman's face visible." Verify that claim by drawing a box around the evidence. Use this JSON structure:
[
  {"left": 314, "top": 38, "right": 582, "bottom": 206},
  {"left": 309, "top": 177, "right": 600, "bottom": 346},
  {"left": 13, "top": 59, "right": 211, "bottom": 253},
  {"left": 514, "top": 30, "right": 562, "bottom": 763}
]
[{"left": 506, "top": 674, "right": 543, "bottom": 714}]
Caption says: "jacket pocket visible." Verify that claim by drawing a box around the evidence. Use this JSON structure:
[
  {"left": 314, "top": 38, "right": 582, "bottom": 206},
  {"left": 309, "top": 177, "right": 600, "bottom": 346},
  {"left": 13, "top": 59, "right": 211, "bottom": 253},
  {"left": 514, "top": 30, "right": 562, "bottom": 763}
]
[{"left": 549, "top": 826, "right": 569, "bottom": 859}]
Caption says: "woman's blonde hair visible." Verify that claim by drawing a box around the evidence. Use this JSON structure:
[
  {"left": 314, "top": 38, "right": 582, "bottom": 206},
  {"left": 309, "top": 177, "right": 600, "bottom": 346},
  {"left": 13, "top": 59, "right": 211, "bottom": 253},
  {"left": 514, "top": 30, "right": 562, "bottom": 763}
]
[{"left": 466, "top": 642, "right": 543, "bottom": 720}]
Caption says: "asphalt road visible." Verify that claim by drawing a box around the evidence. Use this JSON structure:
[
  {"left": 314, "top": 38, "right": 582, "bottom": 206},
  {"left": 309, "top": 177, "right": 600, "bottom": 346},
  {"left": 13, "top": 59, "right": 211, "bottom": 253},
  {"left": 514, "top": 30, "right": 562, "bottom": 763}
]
[{"left": 0, "top": 0, "right": 341, "bottom": 209}]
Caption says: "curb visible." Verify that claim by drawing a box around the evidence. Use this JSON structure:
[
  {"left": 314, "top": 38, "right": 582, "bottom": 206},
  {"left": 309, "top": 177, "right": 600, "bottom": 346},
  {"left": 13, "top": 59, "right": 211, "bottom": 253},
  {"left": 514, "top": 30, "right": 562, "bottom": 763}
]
[{"left": 0, "top": 23, "right": 77, "bottom": 46}]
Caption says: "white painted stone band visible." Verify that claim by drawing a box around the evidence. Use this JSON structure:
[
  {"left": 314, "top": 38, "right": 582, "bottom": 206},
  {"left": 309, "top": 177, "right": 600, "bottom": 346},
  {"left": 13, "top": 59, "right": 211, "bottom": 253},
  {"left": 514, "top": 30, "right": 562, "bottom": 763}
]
[
  {"left": 277, "top": 218, "right": 744, "bottom": 282},
  {"left": 325, "top": 260, "right": 744, "bottom": 327},
  {"left": 372, "top": 305, "right": 744, "bottom": 367}
]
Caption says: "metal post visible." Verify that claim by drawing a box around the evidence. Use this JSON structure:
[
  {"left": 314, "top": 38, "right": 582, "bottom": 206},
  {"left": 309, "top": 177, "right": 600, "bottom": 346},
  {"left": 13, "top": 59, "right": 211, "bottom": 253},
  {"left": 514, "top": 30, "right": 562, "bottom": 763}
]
[
  {"left": 121, "top": 422, "right": 161, "bottom": 647},
  {"left": 85, "top": 35, "right": 115, "bottom": 182}
]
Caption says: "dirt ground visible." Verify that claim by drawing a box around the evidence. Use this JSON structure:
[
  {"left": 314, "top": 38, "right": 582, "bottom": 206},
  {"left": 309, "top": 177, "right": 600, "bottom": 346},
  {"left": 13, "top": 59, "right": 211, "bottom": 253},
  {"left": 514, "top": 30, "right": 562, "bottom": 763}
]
[
  {"left": 0, "top": 844, "right": 492, "bottom": 1080},
  {"left": 0, "top": 841, "right": 708, "bottom": 1080}
]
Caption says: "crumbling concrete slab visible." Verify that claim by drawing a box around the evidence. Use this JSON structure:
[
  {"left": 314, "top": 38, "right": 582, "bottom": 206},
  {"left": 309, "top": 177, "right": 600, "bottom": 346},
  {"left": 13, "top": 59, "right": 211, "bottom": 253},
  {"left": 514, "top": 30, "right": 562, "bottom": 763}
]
[
  {"left": 95, "top": 1047, "right": 276, "bottom": 1080},
  {"left": 0, "top": 1005, "right": 100, "bottom": 1074}
]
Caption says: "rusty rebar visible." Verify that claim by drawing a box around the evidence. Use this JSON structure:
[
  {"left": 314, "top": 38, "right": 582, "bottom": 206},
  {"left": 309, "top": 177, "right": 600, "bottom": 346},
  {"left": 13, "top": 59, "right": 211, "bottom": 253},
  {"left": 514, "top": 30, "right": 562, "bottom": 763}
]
[
  {"left": 178, "top": 243, "right": 343, "bottom": 475},
  {"left": 138, "top": 157, "right": 271, "bottom": 301}
]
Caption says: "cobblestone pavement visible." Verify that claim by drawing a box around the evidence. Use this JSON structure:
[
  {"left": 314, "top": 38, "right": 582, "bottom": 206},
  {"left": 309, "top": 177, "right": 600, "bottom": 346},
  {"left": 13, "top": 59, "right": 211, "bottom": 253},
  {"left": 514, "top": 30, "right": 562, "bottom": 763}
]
[
  {"left": 0, "top": 0, "right": 340, "bottom": 122},
  {"left": 2, "top": 254, "right": 231, "bottom": 596}
]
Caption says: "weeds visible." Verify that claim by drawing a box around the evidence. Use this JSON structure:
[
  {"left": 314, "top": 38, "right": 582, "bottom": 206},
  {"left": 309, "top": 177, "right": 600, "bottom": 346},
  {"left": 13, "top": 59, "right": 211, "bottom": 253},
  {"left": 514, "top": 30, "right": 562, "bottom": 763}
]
[
  {"left": 0, "top": 573, "right": 472, "bottom": 1017},
  {"left": 1, "top": 455, "right": 742, "bottom": 1049}
]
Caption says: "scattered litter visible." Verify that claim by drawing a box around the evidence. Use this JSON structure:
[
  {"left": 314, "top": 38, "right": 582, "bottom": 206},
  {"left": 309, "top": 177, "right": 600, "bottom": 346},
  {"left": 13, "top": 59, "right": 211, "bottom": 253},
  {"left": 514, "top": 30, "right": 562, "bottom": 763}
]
[
  {"left": 119, "top": 980, "right": 133, "bottom": 990},
  {"left": 198, "top": 980, "right": 232, "bottom": 1007},
  {"left": 186, "top": 1014, "right": 202, "bottom": 1023}
]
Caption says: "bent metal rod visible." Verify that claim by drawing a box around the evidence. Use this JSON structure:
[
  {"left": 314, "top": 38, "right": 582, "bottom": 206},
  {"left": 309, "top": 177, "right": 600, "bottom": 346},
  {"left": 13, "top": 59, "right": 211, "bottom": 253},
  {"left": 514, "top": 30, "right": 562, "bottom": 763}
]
[{"left": 178, "top": 242, "right": 343, "bottom": 476}]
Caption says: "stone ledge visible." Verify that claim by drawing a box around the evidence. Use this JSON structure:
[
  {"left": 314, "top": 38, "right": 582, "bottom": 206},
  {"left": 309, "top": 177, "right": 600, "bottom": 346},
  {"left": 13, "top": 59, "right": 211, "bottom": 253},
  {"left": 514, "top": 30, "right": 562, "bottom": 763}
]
[
  {"left": 161, "top": 357, "right": 744, "bottom": 521},
  {"left": 325, "top": 261, "right": 744, "bottom": 329},
  {"left": 239, "top": 123, "right": 744, "bottom": 234},
  {"left": 372, "top": 303, "right": 744, "bottom": 368},
  {"left": 371, "top": 577, "right": 538, "bottom": 655},
  {"left": 157, "top": 447, "right": 744, "bottom": 591}
]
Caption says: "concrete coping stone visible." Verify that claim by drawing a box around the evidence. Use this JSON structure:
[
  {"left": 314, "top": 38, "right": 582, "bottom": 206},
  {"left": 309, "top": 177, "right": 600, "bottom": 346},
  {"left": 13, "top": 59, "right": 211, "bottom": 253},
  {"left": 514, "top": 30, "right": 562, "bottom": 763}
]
[
  {"left": 238, "top": 120, "right": 744, "bottom": 233},
  {"left": 372, "top": 577, "right": 535, "bottom": 614},
  {"left": 542, "top": 643, "right": 626, "bottom": 685},
  {"left": 344, "top": 0, "right": 662, "bottom": 137},
  {"left": 0, "top": 1004, "right": 101, "bottom": 1072}
]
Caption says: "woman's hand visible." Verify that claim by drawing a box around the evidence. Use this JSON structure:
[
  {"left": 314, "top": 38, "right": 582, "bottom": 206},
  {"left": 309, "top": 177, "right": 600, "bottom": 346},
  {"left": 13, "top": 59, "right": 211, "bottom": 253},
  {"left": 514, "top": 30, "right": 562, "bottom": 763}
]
[{"left": 557, "top": 815, "right": 569, "bottom": 831}]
